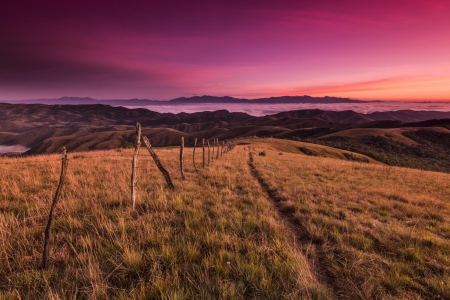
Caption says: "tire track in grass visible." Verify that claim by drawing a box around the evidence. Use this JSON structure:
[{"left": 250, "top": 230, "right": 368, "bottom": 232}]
[{"left": 248, "top": 151, "right": 338, "bottom": 299}]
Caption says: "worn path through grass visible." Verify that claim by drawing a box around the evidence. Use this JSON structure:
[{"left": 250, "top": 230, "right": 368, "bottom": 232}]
[
  {"left": 248, "top": 140, "right": 450, "bottom": 299},
  {"left": 0, "top": 145, "right": 331, "bottom": 299},
  {"left": 248, "top": 151, "right": 337, "bottom": 297},
  {"left": 3, "top": 138, "right": 449, "bottom": 299}
]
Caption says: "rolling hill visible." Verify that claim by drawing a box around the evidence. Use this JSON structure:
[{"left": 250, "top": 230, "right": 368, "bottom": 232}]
[{"left": 2, "top": 103, "right": 450, "bottom": 172}]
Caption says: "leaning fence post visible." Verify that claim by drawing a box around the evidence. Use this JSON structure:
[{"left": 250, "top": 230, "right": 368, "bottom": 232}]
[
  {"left": 207, "top": 140, "right": 211, "bottom": 165},
  {"left": 202, "top": 138, "right": 205, "bottom": 168},
  {"left": 180, "top": 137, "right": 186, "bottom": 180},
  {"left": 142, "top": 136, "right": 175, "bottom": 190},
  {"left": 42, "top": 147, "right": 69, "bottom": 269},
  {"left": 193, "top": 138, "right": 198, "bottom": 172},
  {"left": 131, "top": 122, "right": 141, "bottom": 210}
]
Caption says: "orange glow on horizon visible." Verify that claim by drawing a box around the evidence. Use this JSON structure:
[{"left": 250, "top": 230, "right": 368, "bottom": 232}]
[{"left": 224, "top": 76, "right": 450, "bottom": 101}]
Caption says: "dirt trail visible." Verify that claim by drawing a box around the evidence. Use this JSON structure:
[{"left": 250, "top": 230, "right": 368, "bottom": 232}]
[{"left": 247, "top": 151, "right": 338, "bottom": 298}]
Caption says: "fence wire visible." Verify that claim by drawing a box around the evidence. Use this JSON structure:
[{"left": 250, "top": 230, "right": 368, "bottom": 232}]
[
  {"left": 0, "top": 156, "right": 164, "bottom": 165},
  {"left": 0, "top": 144, "right": 236, "bottom": 166}
]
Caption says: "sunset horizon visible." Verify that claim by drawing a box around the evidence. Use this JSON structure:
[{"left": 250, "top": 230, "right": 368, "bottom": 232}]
[
  {"left": 3, "top": 93, "right": 450, "bottom": 103},
  {"left": 2, "top": 0, "right": 449, "bottom": 102}
]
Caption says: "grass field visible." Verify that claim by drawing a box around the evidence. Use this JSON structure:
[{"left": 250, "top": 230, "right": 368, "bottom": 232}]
[
  {"left": 249, "top": 139, "right": 450, "bottom": 299},
  {"left": 0, "top": 144, "right": 329, "bottom": 299},
  {"left": 0, "top": 138, "right": 449, "bottom": 299}
]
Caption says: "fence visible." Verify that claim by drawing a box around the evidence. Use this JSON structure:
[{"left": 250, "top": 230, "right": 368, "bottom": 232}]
[{"left": 0, "top": 122, "right": 237, "bottom": 268}]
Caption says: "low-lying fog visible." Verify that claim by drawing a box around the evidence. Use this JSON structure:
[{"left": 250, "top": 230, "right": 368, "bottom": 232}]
[
  {"left": 126, "top": 101, "right": 450, "bottom": 116},
  {"left": 0, "top": 145, "right": 30, "bottom": 154}
]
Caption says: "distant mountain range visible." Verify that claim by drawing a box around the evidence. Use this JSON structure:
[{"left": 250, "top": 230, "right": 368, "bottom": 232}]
[{"left": 3, "top": 95, "right": 364, "bottom": 106}]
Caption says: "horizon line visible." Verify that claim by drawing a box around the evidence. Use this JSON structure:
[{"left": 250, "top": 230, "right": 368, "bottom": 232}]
[{"left": 2, "top": 94, "right": 450, "bottom": 102}]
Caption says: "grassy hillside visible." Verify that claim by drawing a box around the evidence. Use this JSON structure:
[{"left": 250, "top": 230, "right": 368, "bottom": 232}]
[
  {"left": 316, "top": 133, "right": 450, "bottom": 173},
  {"left": 0, "top": 144, "right": 328, "bottom": 299},
  {"left": 249, "top": 140, "right": 450, "bottom": 299},
  {"left": 1, "top": 139, "right": 449, "bottom": 299}
]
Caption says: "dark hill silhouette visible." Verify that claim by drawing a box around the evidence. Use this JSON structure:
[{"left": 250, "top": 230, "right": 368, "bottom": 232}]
[
  {"left": 273, "top": 109, "right": 373, "bottom": 123},
  {"left": 4, "top": 95, "right": 364, "bottom": 105},
  {"left": 367, "top": 110, "right": 450, "bottom": 122},
  {"left": 170, "top": 95, "right": 362, "bottom": 104}
]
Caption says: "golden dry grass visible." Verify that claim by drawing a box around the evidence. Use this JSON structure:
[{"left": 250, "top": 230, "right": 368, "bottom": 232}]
[
  {"left": 249, "top": 139, "right": 450, "bottom": 299},
  {"left": 0, "top": 146, "right": 329, "bottom": 299},
  {"left": 242, "top": 137, "right": 378, "bottom": 163},
  {"left": 1, "top": 138, "right": 449, "bottom": 299}
]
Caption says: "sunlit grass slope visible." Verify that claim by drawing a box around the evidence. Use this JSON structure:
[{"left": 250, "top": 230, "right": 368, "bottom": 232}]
[
  {"left": 249, "top": 139, "right": 450, "bottom": 299},
  {"left": 0, "top": 145, "right": 329, "bottom": 299},
  {"left": 1, "top": 138, "right": 449, "bottom": 299}
]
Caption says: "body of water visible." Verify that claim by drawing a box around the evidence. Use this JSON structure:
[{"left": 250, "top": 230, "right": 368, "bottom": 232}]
[{"left": 124, "top": 101, "right": 450, "bottom": 117}]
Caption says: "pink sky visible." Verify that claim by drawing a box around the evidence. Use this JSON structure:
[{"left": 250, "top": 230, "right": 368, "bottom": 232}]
[{"left": 1, "top": 0, "right": 449, "bottom": 101}]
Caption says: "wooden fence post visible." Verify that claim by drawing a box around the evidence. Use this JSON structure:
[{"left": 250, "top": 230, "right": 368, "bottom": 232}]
[
  {"left": 180, "top": 137, "right": 186, "bottom": 180},
  {"left": 212, "top": 139, "right": 215, "bottom": 162},
  {"left": 193, "top": 138, "right": 198, "bottom": 171},
  {"left": 221, "top": 141, "right": 224, "bottom": 156},
  {"left": 216, "top": 139, "right": 219, "bottom": 160},
  {"left": 142, "top": 136, "right": 175, "bottom": 190},
  {"left": 202, "top": 138, "right": 205, "bottom": 168},
  {"left": 207, "top": 140, "right": 211, "bottom": 165},
  {"left": 131, "top": 122, "right": 141, "bottom": 210},
  {"left": 42, "top": 147, "right": 69, "bottom": 269}
]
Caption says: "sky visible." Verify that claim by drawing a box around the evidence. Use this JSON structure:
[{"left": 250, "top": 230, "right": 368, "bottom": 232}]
[{"left": 1, "top": 0, "right": 450, "bottom": 101}]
